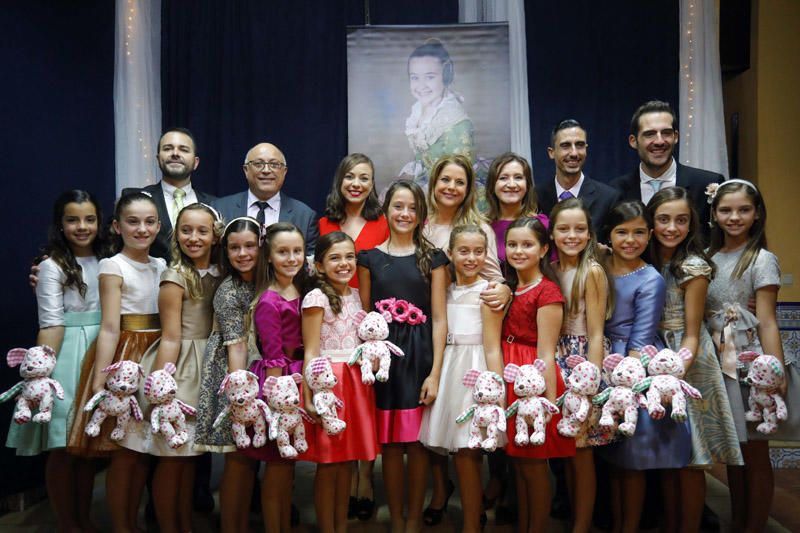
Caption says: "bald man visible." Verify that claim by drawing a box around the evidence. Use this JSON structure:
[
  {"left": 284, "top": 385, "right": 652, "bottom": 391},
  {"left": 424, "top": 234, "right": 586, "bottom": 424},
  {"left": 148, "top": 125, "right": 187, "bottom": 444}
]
[{"left": 213, "top": 142, "right": 318, "bottom": 253}]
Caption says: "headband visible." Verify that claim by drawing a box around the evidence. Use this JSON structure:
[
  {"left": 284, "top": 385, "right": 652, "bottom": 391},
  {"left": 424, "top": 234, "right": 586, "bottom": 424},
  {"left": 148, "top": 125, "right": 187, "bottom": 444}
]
[
  {"left": 199, "top": 203, "right": 222, "bottom": 222},
  {"left": 223, "top": 216, "right": 262, "bottom": 236},
  {"left": 705, "top": 179, "right": 758, "bottom": 204}
]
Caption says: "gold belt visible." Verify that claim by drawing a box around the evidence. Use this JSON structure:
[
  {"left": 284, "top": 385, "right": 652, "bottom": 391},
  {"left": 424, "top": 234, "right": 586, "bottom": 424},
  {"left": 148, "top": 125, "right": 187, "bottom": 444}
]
[{"left": 121, "top": 313, "right": 160, "bottom": 331}]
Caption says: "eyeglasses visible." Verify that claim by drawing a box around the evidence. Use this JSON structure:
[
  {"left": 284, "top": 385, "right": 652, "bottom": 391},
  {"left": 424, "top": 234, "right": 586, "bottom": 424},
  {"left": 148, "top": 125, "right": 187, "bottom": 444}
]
[{"left": 246, "top": 160, "right": 286, "bottom": 172}]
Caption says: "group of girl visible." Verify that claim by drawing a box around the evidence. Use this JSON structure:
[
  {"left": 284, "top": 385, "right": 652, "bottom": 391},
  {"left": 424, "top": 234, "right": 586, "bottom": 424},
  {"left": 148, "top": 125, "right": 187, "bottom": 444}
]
[{"left": 6, "top": 147, "right": 796, "bottom": 533}]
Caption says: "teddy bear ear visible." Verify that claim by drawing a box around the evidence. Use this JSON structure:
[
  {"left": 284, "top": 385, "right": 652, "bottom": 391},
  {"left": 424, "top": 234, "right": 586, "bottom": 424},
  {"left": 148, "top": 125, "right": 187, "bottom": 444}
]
[
  {"left": 640, "top": 345, "right": 659, "bottom": 358},
  {"left": 565, "top": 354, "right": 585, "bottom": 369},
  {"left": 41, "top": 345, "right": 57, "bottom": 358},
  {"left": 603, "top": 354, "right": 624, "bottom": 373},
  {"left": 291, "top": 373, "right": 303, "bottom": 385},
  {"left": 217, "top": 373, "right": 231, "bottom": 396},
  {"left": 163, "top": 362, "right": 177, "bottom": 375},
  {"left": 380, "top": 310, "right": 393, "bottom": 323},
  {"left": 738, "top": 351, "right": 759, "bottom": 364},
  {"left": 102, "top": 361, "right": 122, "bottom": 374},
  {"left": 6, "top": 348, "right": 27, "bottom": 367},
  {"left": 676, "top": 348, "right": 693, "bottom": 361},
  {"left": 533, "top": 359, "right": 546, "bottom": 373},
  {"left": 353, "top": 310, "right": 368, "bottom": 326},
  {"left": 143, "top": 374, "right": 154, "bottom": 396},
  {"left": 308, "top": 357, "right": 327, "bottom": 376},
  {"left": 462, "top": 369, "right": 481, "bottom": 387},
  {"left": 263, "top": 376, "right": 278, "bottom": 396},
  {"left": 503, "top": 364, "right": 520, "bottom": 383}
]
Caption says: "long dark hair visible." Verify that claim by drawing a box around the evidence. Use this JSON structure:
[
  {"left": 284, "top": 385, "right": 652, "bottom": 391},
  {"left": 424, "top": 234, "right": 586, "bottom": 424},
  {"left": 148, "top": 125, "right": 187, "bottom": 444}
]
[
  {"left": 603, "top": 200, "right": 652, "bottom": 242},
  {"left": 47, "top": 190, "right": 109, "bottom": 297},
  {"left": 254, "top": 222, "right": 310, "bottom": 295},
  {"left": 111, "top": 191, "right": 159, "bottom": 253},
  {"left": 647, "top": 187, "right": 715, "bottom": 280},
  {"left": 219, "top": 217, "right": 261, "bottom": 280},
  {"left": 383, "top": 180, "right": 436, "bottom": 282},
  {"left": 323, "top": 153, "right": 383, "bottom": 222},
  {"left": 708, "top": 181, "right": 768, "bottom": 279},
  {"left": 503, "top": 216, "right": 558, "bottom": 291},
  {"left": 312, "top": 231, "right": 355, "bottom": 315}
]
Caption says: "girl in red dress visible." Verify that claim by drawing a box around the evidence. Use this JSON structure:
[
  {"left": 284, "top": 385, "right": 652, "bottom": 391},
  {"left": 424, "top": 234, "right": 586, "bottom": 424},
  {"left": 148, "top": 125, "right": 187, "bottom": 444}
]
[{"left": 502, "top": 216, "right": 575, "bottom": 532}]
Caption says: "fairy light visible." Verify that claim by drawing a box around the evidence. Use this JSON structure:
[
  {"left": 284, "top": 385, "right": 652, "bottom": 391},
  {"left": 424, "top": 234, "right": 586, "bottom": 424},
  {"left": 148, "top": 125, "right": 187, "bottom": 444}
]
[
  {"left": 121, "top": 0, "right": 154, "bottom": 177},
  {"left": 681, "top": 2, "right": 696, "bottom": 162}
]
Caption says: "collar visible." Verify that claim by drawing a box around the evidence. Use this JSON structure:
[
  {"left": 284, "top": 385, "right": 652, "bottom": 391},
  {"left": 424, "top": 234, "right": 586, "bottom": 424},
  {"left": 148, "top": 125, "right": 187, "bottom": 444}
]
[
  {"left": 639, "top": 158, "right": 677, "bottom": 183},
  {"left": 198, "top": 265, "right": 220, "bottom": 278},
  {"left": 555, "top": 173, "right": 585, "bottom": 197},
  {"left": 247, "top": 190, "right": 281, "bottom": 211},
  {"left": 161, "top": 180, "right": 193, "bottom": 197}
]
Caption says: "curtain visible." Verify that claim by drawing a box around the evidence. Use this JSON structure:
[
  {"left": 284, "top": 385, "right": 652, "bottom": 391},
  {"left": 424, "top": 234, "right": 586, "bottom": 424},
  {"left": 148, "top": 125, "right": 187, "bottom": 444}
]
[
  {"left": 114, "top": 0, "right": 162, "bottom": 194},
  {"left": 679, "top": 0, "right": 729, "bottom": 177}
]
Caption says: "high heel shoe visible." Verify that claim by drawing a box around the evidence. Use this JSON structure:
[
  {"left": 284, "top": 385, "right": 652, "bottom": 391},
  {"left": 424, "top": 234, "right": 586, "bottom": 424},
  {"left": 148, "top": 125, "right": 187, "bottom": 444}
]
[{"left": 423, "top": 480, "right": 455, "bottom": 526}]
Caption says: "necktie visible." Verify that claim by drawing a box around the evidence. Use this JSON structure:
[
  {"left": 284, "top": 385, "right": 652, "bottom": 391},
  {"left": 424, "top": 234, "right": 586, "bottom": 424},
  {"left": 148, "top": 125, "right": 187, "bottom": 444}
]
[
  {"left": 171, "top": 188, "right": 186, "bottom": 226},
  {"left": 650, "top": 179, "right": 664, "bottom": 194},
  {"left": 559, "top": 190, "right": 574, "bottom": 201},
  {"left": 255, "top": 201, "right": 270, "bottom": 226}
]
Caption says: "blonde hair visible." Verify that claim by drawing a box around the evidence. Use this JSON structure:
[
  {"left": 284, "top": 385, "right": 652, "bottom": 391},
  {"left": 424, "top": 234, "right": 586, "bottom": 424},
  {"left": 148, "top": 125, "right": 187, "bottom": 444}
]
[
  {"left": 169, "top": 203, "right": 224, "bottom": 300},
  {"left": 427, "top": 154, "right": 485, "bottom": 227}
]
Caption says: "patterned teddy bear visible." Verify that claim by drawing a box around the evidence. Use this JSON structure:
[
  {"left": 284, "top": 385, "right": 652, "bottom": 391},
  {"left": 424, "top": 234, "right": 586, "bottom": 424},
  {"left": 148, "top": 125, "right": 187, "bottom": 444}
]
[
  {"left": 144, "top": 363, "right": 197, "bottom": 448},
  {"left": 556, "top": 355, "right": 601, "bottom": 438},
  {"left": 349, "top": 311, "right": 404, "bottom": 384},
  {"left": 739, "top": 351, "right": 788, "bottom": 434},
  {"left": 635, "top": 345, "right": 702, "bottom": 421},
  {"left": 592, "top": 354, "right": 648, "bottom": 437},
  {"left": 504, "top": 360, "right": 559, "bottom": 446},
  {"left": 455, "top": 369, "right": 506, "bottom": 452},
  {"left": 84, "top": 360, "right": 144, "bottom": 441},
  {"left": 0, "top": 346, "right": 64, "bottom": 424},
  {"left": 264, "top": 373, "right": 311, "bottom": 458},
  {"left": 304, "top": 357, "right": 346, "bottom": 436},
  {"left": 212, "top": 370, "right": 271, "bottom": 448}
]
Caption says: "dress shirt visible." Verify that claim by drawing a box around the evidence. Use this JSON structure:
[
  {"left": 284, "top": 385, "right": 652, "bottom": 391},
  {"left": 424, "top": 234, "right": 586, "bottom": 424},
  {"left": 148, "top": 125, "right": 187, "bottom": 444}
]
[
  {"left": 247, "top": 191, "right": 281, "bottom": 226},
  {"left": 639, "top": 158, "right": 677, "bottom": 205}
]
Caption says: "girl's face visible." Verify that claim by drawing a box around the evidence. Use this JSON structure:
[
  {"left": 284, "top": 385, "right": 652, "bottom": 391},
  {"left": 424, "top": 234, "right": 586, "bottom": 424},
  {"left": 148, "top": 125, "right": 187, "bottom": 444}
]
[
  {"left": 317, "top": 240, "right": 356, "bottom": 289},
  {"left": 114, "top": 200, "right": 160, "bottom": 252},
  {"left": 340, "top": 162, "right": 374, "bottom": 205},
  {"left": 226, "top": 230, "right": 259, "bottom": 276},
  {"left": 493, "top": 161, "right": 527, "bottom": 207},
  {"left": 62, "top": 201, "right": 98, "bottom": 254},
  {"left": 714, "top": 190, "right": 757, "bottom": 241},
  {"left": 386, "top": 188, "right": 418, "bottom": 236},
  {"left": 409, "top": 56, "right": 446, "bottom": 107},
  {"left": 434, "top": 163, "right": 468, "bottom": 211},
  {"left": 653, "top": 199, "right": 691, "bottom": 251},
  {"left": 609, "top": 216, "right": 651, "bottom": 262},
  {"left": 177, "top": 210, "right": 217, "bottom": 266},
  {"left": 552, "top": 208, "right": 590, "bottom": 259},
  {"left": 506, "top": 227, "right": 548, "bottom": 273},
  {"left": 450, "top": 232, "right": 487, "bottom": 282},
  {"left": 269, "top": 231, "right": 305, "bottom": 281}
]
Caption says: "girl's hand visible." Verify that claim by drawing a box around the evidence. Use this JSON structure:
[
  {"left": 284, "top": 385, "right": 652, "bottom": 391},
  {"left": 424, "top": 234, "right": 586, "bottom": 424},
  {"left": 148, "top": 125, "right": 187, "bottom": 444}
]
[
  {"left": 305, "top": 401, "right": 321, "bottom": 423},
  {"left": 419, "top": 374, "right": 440, "bottom": 405},
  {"left": 480, "top": 282, "right": 512, "bottom": 310}
]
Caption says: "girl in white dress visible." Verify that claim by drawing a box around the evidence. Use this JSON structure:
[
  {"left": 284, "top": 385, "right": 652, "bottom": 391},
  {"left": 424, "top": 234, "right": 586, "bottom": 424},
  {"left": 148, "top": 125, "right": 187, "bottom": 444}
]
[{"left": 419, "top": 224, "right": 504, "bottom": 532}]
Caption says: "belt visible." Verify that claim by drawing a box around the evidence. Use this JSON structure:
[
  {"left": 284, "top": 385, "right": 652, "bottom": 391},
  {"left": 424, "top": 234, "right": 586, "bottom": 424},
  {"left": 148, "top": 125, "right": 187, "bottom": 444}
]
[{"left": 121, "top": 313, "right": 160, "bottom": 331}]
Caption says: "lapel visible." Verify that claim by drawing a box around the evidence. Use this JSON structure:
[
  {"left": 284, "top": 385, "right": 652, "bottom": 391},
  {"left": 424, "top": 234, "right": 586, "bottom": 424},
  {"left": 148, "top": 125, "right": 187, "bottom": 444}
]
[
  {"left": 675, "top": 163, "right": 689, "bottom": 188},
  {"left": 278, "top": 194, "right": 293, "bottom": 223},
  {"left": 151, "top": 182, "right": 172, "bottom": 232},
  {"left": 577, "top": 177, "right": 597, "bottom": 209}
]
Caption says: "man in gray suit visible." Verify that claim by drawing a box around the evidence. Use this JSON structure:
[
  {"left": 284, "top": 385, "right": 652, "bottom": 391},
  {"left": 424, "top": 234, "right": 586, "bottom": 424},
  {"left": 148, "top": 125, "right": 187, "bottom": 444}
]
[{"left": 213, "top": 142, "right": 318, "bottom": 254}]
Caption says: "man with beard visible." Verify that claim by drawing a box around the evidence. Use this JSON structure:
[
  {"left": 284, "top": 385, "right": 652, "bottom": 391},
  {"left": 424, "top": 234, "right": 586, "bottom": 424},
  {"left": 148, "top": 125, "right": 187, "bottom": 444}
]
[{"left": 122, "top": 128, "right": 215, "bottom": 260}]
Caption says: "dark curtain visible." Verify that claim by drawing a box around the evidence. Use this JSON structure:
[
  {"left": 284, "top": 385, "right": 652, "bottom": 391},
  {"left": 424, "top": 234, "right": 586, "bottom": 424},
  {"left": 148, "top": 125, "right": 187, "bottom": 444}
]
[
  {"left": 0, "top": 1, "right": 115, "bottom": 495},
  {"left": 161, "top": 1, "right": 459, "bottom": 213},
  {"left": 527, "top": 1, "right": 679, "bottom": 185}
]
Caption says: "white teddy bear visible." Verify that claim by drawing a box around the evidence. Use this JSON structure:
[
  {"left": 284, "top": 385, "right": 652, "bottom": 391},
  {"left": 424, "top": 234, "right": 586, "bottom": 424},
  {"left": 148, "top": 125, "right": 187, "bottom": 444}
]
[
  {"left": 455, "top": 369, "right": 506, "bottom": 452},
  {"left": 592, "top": 354, "right": 647, "bottom": 437},
  {"left": 504, "top": 360, "right": 559, "bottom": 446},
  {"left": 264, "top": 373, "right": 311, "bottom": 458},
  {"left": 304, "top": 357, "right": 346, "bottom": 436},
  {"left": 144, "top": 363, "right": 197, "bottom": 448},
  {"left": 0, "top": 346, "right": 64, "bottom": 424},
  {"left": 739, "top": 351, "right": 788, "bottom": 435},
  {"left": 84, "top": 360, "right": 144, "bottom": 441},
  {"left": 556, "top": 355, "right": 601, "bottom": 438},
  {"left": 349, "top": 311, "right": 404, "bottom": 384},
  {"left": 212, "top": 369, "right": 271, "bottom": 449},
  {"left": 635, "top": 345, "right": 702, "bottom": 421}
]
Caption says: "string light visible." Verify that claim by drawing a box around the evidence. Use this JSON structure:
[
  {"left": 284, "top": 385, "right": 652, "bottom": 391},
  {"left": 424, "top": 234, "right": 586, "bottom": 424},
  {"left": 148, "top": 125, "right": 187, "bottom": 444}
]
[{"left": 682, "top": 2, "right": 697, "bottom": 158}]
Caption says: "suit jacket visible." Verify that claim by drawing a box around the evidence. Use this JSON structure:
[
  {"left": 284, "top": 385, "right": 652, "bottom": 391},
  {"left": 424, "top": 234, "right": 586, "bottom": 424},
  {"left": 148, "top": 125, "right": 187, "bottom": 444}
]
[
  {"left": 212, "top": 191, "right": 319, "bottom": 255},
  {"left": 121, "top": 182, "right": 216, "bottom": 261},
  {"left": 609, "top": 163, "right": 723, "bottom": 243},
  {"left": 536, "top": 176, "right": 621, "bottom": 237}
]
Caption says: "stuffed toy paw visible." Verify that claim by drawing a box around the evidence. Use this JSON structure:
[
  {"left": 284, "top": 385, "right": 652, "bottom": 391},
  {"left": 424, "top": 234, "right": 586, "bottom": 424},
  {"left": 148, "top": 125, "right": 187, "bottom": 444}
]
[
  {"left": 455, "top": 369, "right": 506, "bottom": 452},
  {"left": 0, "top": 346, "right": 64, "bottom": 425}
]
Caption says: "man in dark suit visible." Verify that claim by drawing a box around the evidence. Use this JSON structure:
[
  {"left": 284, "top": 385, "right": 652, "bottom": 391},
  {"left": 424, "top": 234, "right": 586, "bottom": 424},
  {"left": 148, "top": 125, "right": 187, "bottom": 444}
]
[
  {"left": 537, "top": 119, "right": 620, "bottom": 234},
  {"left": 213, "top": 142, "right": 318, "bottom": 254},
  {"left": 609, "top": 100, "right": 722, "bottom": 241},
  {"left": 122, "top": 128, "right": 215, "bottom": 261}
]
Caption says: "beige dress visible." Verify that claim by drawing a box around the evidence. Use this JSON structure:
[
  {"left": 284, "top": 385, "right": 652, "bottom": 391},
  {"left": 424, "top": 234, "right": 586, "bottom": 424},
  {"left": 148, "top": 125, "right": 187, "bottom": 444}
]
[{"left": 121, "top": 267, "right": 221, "bottom": 456}]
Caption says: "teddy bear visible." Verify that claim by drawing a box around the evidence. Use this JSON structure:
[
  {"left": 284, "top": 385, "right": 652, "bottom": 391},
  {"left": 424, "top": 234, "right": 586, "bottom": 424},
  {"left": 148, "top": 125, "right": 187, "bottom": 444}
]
[
  {"left": 634, "top": 345, "right": 702, "bottom": 421},
  {"left": 455, "top": 369, "right": 506, "bottom": 452},
  {"left": 739, "top": 351, "right": 788, "bottom": 435},
  {"left": 504, "top": 360, "right": 559, "bottom": 446},
  {"left": 304, "top": 357, "right": 346, "bottom": 436},
  {"left": 349, "top": 311, "right": 404, "bottom": 384},
  {"left": 556, "top": 355, "right": 602, "bottom": 438},
  {"left": 0, "top": 346, "right": 64, "bottom": 424},
  {"left": 212, "top": 369, "right": 271, "bottom": 448},
  {"left": 144, "top": 363, "right": 197, "bottom": 448},
  {"left": 263, "top": 373, "right": 311, "bottom": 458},
  {"left": 592, "top": 354, "right": 647, "bottom": 437},
  {"left": 84, "top": 360, "right": 144, "bottom": 441}
]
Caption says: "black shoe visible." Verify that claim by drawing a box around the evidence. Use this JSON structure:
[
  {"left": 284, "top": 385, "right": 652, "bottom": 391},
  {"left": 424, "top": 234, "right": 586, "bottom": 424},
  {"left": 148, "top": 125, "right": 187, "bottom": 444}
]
[
  {"left": 495, "top": 504, "right": 517, "bottom": 526},
  {"left": 423, "top": 480, "right": 455, "bottom": 526},
  {"left": 356, "top": 497, "right": 375, "bottom": 521},
  {"left": 480, "top": 511, "right": 488, "bottom": 529},
  {"left": 291, "top": 503, "right": 300, "bottom": 527},
  {"left": 193, "top": 486, "right": 215, "bottom": 513},
  {"left": 348, "top": 496, "right": 358, "bottom": 519}
]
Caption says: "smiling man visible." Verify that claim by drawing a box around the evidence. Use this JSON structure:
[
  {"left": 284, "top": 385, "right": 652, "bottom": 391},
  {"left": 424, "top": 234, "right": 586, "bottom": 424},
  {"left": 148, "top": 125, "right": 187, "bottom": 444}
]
[
  {"left": 610, "top": 101, "right": 722, "bottom": 242},
  {"left": 213, "top": 142, "right": 318, "bottom": 254}
]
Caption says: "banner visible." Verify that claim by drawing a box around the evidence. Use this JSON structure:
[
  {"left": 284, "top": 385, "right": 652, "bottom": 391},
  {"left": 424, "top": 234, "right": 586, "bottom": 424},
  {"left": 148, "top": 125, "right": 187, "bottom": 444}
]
[{"left": 347, "top": 24, "right": 511, "bottom": 204}]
